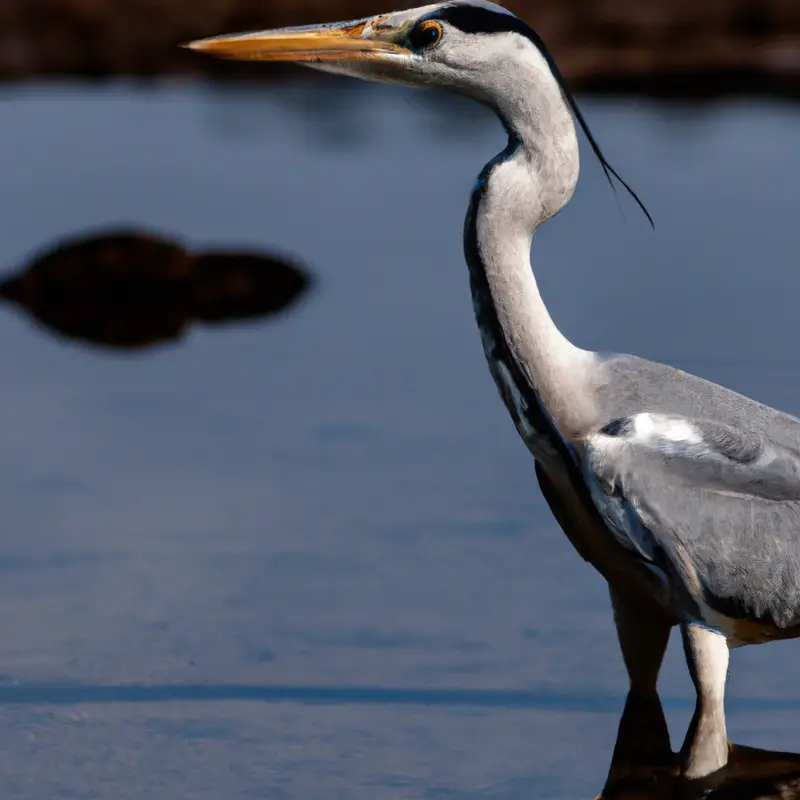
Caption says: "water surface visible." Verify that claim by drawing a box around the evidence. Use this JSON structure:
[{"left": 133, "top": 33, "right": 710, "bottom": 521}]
[{"left": 0, "top": 83, "right": 798, "bottom": 798}]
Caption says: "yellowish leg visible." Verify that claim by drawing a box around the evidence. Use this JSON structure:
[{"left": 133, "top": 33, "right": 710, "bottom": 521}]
[{"left": 680, "top": 623, "right": 730, "bottom": 780}]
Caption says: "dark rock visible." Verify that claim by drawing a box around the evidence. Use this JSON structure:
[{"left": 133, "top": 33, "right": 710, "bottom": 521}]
[{"left": 0, "top": 229, "right": 313, "bottom": 351}]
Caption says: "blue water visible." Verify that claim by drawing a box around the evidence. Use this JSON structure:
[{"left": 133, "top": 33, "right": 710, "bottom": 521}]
[{"left": 0, "top": 83, "right": 798, "bottom": 798}]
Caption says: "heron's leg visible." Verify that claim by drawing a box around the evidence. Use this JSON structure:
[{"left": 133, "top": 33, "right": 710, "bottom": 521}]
[
  {"left": 606, "top": 589, "right": 673, "bottom": 778},
  {"left": 680, "top": 623, "right": 730, "bottom": 779},
  {"left": 611, "top": 588, "right": 671, "bottom": 694}
]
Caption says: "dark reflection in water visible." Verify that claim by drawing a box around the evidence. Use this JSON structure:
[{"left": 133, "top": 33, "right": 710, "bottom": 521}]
[
  {"left": 0, "top": 681, "right": 630, "bottom": 709},
  {"left": 599, "top": 694, "right": 800, "bottom": 799},
  {"left": 2, "top": 680, "right": 800, "bottom": 713},
  {"left": 0, "top": 229, "right": 312, "bottom": 350}
]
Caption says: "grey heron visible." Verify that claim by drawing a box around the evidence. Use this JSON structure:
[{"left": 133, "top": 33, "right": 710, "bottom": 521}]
[{"left": 187, "top": 1, "right": 800, "bottom": 779}]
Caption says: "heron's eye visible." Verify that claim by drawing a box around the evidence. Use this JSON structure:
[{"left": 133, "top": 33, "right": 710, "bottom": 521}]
[{"left": 410, "top": 20, "right": 443, "bottom": 50}]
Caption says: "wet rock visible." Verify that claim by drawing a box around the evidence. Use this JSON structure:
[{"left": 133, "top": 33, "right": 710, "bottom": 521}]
[{"left": 0, "top": 0, "right": 798, "bottom": 95}]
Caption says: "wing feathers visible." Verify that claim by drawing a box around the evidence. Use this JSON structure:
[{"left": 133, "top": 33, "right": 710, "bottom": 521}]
[{"left": 582, "top": 412, "right": 800, "bottom": 629}]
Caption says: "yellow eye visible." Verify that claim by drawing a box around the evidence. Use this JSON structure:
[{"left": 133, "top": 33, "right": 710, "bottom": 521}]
[{"left": 410, "top": 20, "right": 443, "bottom": 50}]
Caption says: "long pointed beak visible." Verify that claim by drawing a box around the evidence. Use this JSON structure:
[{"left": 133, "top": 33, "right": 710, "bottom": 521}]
[{"left": 183, "top": 17, "right": 407, "bottom": 63}]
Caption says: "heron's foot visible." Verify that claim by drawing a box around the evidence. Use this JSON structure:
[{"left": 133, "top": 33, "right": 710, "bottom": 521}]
[{"left": 680, "top": 709, "right": 730, "bottom": 780}]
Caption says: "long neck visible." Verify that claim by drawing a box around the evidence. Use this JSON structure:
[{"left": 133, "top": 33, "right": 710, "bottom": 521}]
[{"left": 465, "top": 112, "right": 596, "bottom": 459}]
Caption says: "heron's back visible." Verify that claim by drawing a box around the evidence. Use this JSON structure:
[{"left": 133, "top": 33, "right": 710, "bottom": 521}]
[{"left": 595, "top": 353, "right": 800, "bottom": 448}]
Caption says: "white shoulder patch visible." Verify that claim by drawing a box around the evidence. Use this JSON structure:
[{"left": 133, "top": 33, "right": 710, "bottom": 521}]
[{"left": 631, "top": 413, "right": 702, "bottom": 446}]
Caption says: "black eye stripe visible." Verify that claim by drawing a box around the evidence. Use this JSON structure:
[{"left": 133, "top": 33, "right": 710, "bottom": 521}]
[{"left": 431, "top": 4, "right": 529, "bottom": 37}]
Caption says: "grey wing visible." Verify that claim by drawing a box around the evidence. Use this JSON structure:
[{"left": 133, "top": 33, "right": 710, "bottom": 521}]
[{"left": 581, "top": 413, "right": 800, "bottom": 630}]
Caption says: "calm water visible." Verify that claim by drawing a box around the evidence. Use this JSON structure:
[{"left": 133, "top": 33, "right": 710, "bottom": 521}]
[{"left": 0, "top": 83, "right": 799, "bottom": 798}]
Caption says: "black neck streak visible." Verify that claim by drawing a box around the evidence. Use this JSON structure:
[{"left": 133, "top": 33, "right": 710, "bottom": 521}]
[{"left": 464, "top": 134, "right": 569, "bottom": 458}]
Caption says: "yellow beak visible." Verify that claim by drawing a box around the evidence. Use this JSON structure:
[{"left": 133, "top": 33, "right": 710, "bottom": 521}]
[{"left": 183, "top": 19, "right": 407, "bottom": 63}]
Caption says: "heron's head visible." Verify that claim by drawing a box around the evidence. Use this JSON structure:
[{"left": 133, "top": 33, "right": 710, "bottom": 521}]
[
  {"left": 186, "top": 3, "right": 556, "bottom": 105},
  {"left": 186, "top": 1, "right": 652, "bottom": 225}
]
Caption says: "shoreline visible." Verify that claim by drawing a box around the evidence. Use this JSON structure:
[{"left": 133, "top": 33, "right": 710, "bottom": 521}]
[{"left": 0, "top": 1, "right": 797, "bottom": 96}]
